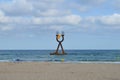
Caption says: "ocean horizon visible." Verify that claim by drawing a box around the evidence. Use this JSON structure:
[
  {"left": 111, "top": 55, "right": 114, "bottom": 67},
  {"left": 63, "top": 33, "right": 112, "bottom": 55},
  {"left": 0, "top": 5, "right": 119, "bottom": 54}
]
[{"left": 0, "top": 50, "right": 120, "bottom": 63}]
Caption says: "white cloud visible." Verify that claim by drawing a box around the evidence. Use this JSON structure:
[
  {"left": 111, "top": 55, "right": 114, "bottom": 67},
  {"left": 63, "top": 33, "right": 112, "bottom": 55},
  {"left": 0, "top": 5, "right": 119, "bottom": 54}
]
[
  {"left": 0, "top": 10, "right": 4, "bottom": 16},
  {"left": 0, "top": 0, "right": 33, "bottom": 16},
  {"left": 1, "top": 12, "right": 120, "bottom": 33},
  {"left": 76, "top": 13, "right": 120, "bottom": 32},
  {"left": 37, "top": 9, "right": 71, "bottom": 16},
  {"left": 61, "top": 15, "right": 82, "bottom": 25},
  {"left": 98, "top": 14, "right": 120, "bottom": 26},
  {"left": 0, "top": 0, "right": 71, "bottom": 17},
  {"left": 0, "top": 16, "right": 31, "bottom": 25},
  {"left": 32, "top": 15, "right": 82, "bottom": 25},
  {"left": 0, "top": 13, "right": 82, "bottom": 32}
]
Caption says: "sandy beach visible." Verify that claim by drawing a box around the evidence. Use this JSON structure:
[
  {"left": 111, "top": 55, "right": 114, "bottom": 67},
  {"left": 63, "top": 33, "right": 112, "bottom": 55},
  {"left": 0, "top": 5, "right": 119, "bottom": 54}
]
[{"left": 0, "top": 62, "right": 120, "bottom": 80}]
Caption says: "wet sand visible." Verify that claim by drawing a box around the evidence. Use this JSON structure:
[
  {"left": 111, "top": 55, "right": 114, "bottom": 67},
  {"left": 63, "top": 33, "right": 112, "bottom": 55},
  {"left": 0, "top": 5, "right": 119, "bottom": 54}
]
[{"left": 0, "top": 62, "right": 120, "bottom": 80}]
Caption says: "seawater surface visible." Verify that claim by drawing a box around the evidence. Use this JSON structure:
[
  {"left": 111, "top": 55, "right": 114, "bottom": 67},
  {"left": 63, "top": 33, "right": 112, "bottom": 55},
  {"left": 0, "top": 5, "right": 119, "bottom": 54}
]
[{"left": 0, "top": 50, "right": 120, "bottom": 63}]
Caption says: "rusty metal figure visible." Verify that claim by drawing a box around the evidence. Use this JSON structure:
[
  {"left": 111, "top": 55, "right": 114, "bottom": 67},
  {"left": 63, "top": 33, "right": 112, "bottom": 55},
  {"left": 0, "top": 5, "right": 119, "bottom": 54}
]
[{"left": 50, "top": 31, "right": 66, "bottom": 55}]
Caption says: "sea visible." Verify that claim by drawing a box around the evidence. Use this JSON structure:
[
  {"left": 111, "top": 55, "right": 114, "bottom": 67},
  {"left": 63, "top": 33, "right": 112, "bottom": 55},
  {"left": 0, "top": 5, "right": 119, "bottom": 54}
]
[{"left": 0, "top": 50, "right": 120, "bottom": 63}]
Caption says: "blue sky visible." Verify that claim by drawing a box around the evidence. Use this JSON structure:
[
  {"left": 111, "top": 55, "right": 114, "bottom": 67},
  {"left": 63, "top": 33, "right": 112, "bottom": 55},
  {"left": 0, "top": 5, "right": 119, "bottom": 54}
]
[{"left": 0, "top": 0, "right": 120, "bottom": 50}]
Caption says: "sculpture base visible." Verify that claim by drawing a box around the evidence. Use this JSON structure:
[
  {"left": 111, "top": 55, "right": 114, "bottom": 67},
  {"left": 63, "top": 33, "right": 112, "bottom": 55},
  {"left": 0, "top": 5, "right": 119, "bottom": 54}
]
[{"left": 50, "top": 52, "right": 67, "bottom": 55}]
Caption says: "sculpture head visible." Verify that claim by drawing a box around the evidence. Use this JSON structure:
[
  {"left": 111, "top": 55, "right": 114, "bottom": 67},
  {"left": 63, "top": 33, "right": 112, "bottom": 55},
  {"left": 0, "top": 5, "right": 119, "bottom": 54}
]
[
  {"left": 56, "top": 31, "right": 64, "bottom": 42},
  {"left": 57, "top": 34, "right": 61, "bottom": 39}
]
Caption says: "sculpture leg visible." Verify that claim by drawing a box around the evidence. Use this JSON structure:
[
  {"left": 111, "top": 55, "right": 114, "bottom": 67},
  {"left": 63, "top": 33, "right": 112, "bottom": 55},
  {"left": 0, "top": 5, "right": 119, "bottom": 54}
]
[
  {"left": 55, "top": 42, "right": 60, "bottom": 54},
  {"left": 60, "top": 43, "right": 65, "bottom": 54}
]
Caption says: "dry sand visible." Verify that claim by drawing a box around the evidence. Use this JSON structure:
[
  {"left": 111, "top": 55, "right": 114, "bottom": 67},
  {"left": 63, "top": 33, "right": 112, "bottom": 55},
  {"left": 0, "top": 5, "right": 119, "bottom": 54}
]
[{"left": 0, "top": 62, "right": 120, "bottom": 80}]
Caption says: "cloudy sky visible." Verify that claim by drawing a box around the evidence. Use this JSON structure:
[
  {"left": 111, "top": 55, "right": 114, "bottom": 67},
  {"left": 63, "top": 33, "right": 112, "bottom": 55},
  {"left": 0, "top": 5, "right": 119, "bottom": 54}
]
[{"left": 0, "top": 0, "right": 120, "bottom": 49}]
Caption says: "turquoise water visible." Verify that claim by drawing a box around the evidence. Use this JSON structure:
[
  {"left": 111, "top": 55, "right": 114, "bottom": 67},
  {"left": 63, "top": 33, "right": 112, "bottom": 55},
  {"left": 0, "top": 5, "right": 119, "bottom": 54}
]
[{"left": 0, "top": 50, "right": 120, "bottom": 62}]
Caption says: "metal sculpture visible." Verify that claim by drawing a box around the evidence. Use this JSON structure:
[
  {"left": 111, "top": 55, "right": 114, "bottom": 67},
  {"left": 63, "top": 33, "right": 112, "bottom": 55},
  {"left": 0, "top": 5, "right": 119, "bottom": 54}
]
[{"left": 50, "top": 31, "right": 66, "bottom": 55}]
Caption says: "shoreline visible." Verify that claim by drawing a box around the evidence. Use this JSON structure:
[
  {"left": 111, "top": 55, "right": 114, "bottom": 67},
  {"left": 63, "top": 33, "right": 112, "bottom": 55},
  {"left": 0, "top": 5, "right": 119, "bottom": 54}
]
[{"left": 0, "top": 61, "right": 120, "bottom": 64}]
